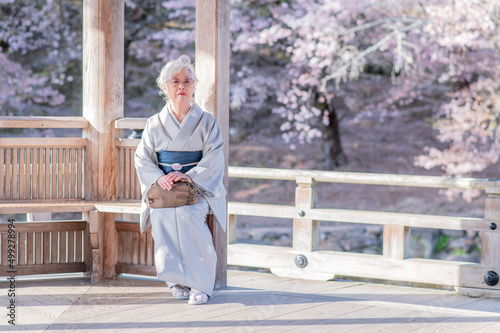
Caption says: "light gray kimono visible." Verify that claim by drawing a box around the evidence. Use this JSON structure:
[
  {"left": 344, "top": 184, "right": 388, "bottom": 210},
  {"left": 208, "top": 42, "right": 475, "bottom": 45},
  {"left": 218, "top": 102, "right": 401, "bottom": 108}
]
[{"left": 134, "top": 103, "right": 226, "bottom": 296}]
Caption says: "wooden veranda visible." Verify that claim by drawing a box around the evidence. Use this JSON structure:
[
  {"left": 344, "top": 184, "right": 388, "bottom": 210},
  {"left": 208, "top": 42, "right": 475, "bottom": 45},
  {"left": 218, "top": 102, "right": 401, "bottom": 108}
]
[
  {"left": 1, "top": 0, "right": 500, "bottom": 331},
  {"left": 1, "top": 270, "right": 500, "bottom": 332}
]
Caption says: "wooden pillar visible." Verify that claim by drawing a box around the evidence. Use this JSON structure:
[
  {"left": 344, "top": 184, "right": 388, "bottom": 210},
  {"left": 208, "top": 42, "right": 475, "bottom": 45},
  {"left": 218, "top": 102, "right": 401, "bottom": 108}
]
[
  {"left": 195, "top": 0, "right": 230, "bottom": 288},
  {"left": 82, "top": 0, "right": 123, "bottom": 281},
  {"left": 293, "top": 177, "right": 318, "bottom": 252}
]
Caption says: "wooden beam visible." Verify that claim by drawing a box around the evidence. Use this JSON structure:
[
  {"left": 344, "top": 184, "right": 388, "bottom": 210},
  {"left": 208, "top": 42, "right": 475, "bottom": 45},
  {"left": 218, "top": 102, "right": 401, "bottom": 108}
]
[
  {"left": 228, "top": 243, "right": 500, "bottom": 295},
  {"left": 195, "top": 0, "right": 230, "bottom": 289}
]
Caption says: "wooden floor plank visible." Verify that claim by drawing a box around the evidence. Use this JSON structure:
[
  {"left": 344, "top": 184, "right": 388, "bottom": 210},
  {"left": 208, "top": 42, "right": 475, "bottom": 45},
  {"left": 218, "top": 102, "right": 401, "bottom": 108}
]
[{"left": 1, "top": 270, "right": 499, "bottom": 333}]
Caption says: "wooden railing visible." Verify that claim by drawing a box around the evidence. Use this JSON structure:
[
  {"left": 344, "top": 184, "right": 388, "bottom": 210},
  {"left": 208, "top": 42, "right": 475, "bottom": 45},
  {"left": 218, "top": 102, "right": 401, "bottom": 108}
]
[
  {"left": 3, "top": 116, "right": 500, "bottom": 297},
  {"left": 0, "top": 220, "right": 90, "bottom": 276},
  {"left": 0, "top": 117, "right": 91, "bottom": 277},
  {"left": 115, "top": 221, "right": 155, "bottom": 276},
  {"left": 0, "top": 117, "right": 88, "bottom": 200},
  {"left": 227, "top": 167, "right": 500, "bottom": 297},
  {"left": 108, "top": 118, "right": 500, "bottom": 297},
  {"left": 115, "top": 118, "right": 146, "bottom": 201}
]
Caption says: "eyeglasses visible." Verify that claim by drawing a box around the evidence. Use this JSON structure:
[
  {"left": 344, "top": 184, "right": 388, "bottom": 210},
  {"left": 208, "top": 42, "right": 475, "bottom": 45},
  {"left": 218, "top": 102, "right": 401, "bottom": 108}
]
[{"left": 168, "top": 79, "right": 194, "bottom": 87}]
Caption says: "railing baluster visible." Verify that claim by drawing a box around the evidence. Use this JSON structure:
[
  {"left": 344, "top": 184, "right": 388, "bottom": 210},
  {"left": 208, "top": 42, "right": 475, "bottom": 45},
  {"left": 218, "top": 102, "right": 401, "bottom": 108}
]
[
  {"left": 38, "top": 148, "right": 44, "bottom": 199},
  {"left": 27, "top": 232, "right": 34, "bottom": 265},
  {"left": 59, "top": 231, "right": 67, "bottom": 263},
  {"left": 126, "top": 232, "right": 133, "bottom": 263},
  {"left": 45, "top": 148, "right": 50, "bottom": 198},
  {"left": 67, "top": 230, "right": 75, "bottom": 263},
  {"left": 481, "top": 185, "right": 500, "bottom": 268},
  {"left": 228, "top": 214, "right": 237, "bottom": 244},
  {"left": 51, "top": 231, "right": 59, "bottom": 264},
  {"left": 0, "top": 148, "right": 4, "bottom": 200},
  {"left": 1, "top": 233, "right": 7, "bottom": 267},
  {"left": 75, "top": 230, "right": 83, "bottom": 262},
  {"left": 5, "top": 148, "right": 11, "bottom": 199},
  {"left": 43, "top": 231, "right": 51, "bottom": 264},
  {"left": 147, "top": 232, "right": 154, "bottom": 266},
  {"left": 118, "top": 231, "right": 126, "bottom": 263},
  {"left": 19, "top": 148, "right": 26, "bottom": 199},
  {"left": 17, "top": 233, "right": 26, "bottom": 266},
  {"left": 124, "top": 148, "right": 130, "bottom": 199},
  {"left": 26, "top": 148, "right": 32, "bottom": 199},
  {"left": 35, "top": 232, "right": 42, "bottom": 264},
  {"left": 12, "top": 148, "right": 18, "bottom": 199},
  {"left": 77, "top": 148, "right": 83, "bottom": 198},
  {"left": 132, "top": 231, "right": 139, "bottom": 265},
  {"left": 139, "top": 232, "right": 147, "bottom": 265},
  {"left": 293, "top": 176, "right": 318, "bottom": 252},
  {"left": 52, "top": 148, "right": 58, "bottom": 198},
  {"left": 383, "top": 225, "right": 411, "bottom": 260},
  {"left": 65, "top": 148, "right": 71, "bottom": 199}
]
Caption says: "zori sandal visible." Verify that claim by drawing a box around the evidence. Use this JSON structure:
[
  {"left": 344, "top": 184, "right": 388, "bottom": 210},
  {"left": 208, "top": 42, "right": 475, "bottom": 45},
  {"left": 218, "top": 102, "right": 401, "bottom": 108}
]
[
  {"left": 171, "top": 285, "right": 190, "bottom": 300},
  {"left": 188, "top": 288, "right": 209, "bottom": 305}
]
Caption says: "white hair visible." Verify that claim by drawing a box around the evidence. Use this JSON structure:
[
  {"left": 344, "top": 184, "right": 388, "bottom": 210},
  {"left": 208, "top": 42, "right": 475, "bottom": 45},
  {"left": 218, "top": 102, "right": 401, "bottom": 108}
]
[{"left": 156, "top": 55, "right": 198, "bottom": 101}]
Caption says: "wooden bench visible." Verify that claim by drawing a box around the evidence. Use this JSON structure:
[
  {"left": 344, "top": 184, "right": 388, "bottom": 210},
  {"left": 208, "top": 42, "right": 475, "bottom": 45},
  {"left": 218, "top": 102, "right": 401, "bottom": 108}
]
[{"left": 1, "top": 199, "right": 218, "bottom": 284}]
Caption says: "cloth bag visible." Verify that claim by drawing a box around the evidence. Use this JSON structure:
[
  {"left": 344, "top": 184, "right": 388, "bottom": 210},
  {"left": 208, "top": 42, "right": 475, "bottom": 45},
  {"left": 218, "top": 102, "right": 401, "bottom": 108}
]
[{"left": 145, "top": 182, "right": 198, "bottom": 209}]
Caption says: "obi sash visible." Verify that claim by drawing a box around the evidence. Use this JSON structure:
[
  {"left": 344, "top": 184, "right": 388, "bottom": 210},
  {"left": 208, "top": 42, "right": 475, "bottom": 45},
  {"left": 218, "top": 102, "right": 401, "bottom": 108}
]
[{"left": 157, "top": 150, "right": 202, "bottom": 174}]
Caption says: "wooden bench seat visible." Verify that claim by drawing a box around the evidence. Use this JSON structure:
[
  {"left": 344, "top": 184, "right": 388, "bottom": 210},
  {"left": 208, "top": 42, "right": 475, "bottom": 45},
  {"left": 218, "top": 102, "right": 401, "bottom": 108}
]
[
  {"left": 0, "top": 200, "right": 142, "bottom": 215},
  {"left": 0, "top": 200, "right": 97, "bottom": 215}
]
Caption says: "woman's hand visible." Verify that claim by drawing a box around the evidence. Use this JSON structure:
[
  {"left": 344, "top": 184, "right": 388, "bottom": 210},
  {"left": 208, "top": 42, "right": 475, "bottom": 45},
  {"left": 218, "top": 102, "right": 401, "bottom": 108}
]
[{"left": 157, "top": 172, "right": 193, "bottom": 190}]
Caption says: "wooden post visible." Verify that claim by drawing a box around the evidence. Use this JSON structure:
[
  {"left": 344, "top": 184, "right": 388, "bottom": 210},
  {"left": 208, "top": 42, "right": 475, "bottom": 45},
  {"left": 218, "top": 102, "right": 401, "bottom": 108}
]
[
  {"left": 383, "top": 225, "right": 411, "bottom": 260},
  {"left": 293, "top": 176, "right": 318, "bottom": 252},
  {"left": 82, "top": 0, "right": 123, "bottom": 281},
  {"left": 228, "top": 214, "right": 237, "bottom": 244},
  {"left": 481, "top": 185, "right": 500, "bottom": 268},
  {"left": 83, "top": 210, "right": 101, "bottom": 283},
  {"left": 195, "top": 0, "right": 230, "bottom": 288}
]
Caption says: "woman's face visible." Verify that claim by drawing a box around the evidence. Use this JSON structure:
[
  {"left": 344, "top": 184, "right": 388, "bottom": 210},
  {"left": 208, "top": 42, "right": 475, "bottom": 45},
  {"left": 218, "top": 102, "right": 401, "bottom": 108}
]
[{"left": 163, "top": 68, "right": 194, "bottom": 106}]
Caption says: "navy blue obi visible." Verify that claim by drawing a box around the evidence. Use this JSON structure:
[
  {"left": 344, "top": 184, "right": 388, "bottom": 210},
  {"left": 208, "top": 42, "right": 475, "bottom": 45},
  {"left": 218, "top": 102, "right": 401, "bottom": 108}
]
[{"left": 157, "top": 150, "right": 202, "bottom": 174}]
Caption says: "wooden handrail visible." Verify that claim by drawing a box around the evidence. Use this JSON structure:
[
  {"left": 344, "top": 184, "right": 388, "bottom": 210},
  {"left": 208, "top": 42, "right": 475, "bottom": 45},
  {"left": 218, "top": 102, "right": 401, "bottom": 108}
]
[
  {"left": 227, "top": 202, "right": 491, "bottom": 231},
  {"left": 0, "top": 116, "right": 89, "bottom": 129},
  {"left": 0, "top": 137, "right": 87, "bottom": 147},
  {"left": 228, "top": 166, "right": 499, "bottom": 190},
  {"left": 114, "top": 117, "right": 147, "bottom": 129}
]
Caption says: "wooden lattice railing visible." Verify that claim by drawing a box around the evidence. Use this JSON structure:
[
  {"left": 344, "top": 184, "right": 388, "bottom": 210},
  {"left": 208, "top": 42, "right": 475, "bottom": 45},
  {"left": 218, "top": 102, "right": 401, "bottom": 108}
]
[
  {"left": 1, "top": 140, "right": 86, "bottom": 200},
  {"left": 116, "top": 139, "right": 141, "bottom": 200},
  {"left": 115, "top": 221, "right": 155, "bottom": 276},
  {"left": 0, "top": 220, "right": 89, "bottom": 276},
  {"left": 0, "top": 117, "right": 88, "bottom": 201},
  {"left": 0, "top": 117, "right": 91, "bottom": 277},
  {"left": 115, "top": 118, "right": 146, "bottom": 201}
]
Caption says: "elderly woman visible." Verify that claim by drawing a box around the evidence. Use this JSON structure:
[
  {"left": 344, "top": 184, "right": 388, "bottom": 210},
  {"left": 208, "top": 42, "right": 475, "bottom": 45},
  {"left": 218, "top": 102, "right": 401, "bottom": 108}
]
[{"left": 134, "top": 55, "right": 226, "bottom": 305}]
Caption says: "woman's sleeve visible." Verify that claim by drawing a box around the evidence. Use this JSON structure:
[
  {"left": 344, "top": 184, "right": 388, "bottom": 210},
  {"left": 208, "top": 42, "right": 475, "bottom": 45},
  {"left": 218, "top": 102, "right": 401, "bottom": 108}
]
[
  {"left": 134, "top": 120, "right": 165, "bottom": 193},
  {"left": 186, "top": 115, "right": 225, "bottom": 197}
]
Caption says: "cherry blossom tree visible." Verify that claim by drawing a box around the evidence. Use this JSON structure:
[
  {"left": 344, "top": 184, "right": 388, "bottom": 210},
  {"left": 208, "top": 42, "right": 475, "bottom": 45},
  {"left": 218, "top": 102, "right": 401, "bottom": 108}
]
[
  {"left": 233, "top": 0, "right": 499, "bottom": 176},
  {"left": 413, "top": 0, "right": 500, "bottom": 183},
  {"left": 2, "top": 0, "right": 498, "bottom": 186},
  {"left": 0, "top": 0, "right": 80, "bottom": 116}
]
